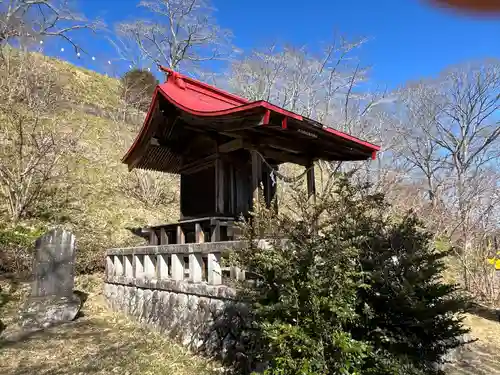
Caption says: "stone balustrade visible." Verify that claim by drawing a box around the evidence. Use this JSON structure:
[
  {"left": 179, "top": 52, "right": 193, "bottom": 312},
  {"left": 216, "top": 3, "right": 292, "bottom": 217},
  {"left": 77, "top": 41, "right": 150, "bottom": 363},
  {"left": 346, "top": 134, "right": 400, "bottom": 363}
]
[
  {"left": 103, "top": 240, "right": 257, "bottom": 353},
  {"left": 105, "top": 241, "right": 249, "bottom": 290}
]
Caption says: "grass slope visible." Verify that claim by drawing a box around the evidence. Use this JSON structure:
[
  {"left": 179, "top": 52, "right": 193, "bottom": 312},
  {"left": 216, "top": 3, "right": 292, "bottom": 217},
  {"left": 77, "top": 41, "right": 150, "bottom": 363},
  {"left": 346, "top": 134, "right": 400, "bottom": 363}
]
[
  {"left": 1, "top": 275, "right": 500, "bottom": 375},
  {"left": 446, "top": 314, "right": 500, "bottom": 374},
  {"left": 1, "top": 52, "right": 180, "bottom": 272},
  {"left": 0, "top": 275, "right": 217, "bottom": 375}
]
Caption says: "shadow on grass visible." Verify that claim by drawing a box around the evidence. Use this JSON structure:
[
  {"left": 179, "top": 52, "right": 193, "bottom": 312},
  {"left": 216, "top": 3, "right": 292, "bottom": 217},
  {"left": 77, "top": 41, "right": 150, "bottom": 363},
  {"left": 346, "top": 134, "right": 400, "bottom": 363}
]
[
  {"left": 0, "top": 316, "right": 211, "bottom": 375},
  {"left": 469, "top": 303, "right": 500, "bottom": 324},
  {"left": 0, "top": 320, "right": 94, "bottom": 350}
]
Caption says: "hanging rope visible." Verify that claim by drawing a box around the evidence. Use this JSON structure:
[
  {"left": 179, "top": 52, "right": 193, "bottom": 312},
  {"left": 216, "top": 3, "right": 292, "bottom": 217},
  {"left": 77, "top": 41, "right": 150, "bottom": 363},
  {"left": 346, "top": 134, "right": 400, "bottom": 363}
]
[
  {"left": 254, "top": 150, "right": 314, "bottom": 184},
  {"left": 255, "top": 150, "right": 344, "bottom": 187}
]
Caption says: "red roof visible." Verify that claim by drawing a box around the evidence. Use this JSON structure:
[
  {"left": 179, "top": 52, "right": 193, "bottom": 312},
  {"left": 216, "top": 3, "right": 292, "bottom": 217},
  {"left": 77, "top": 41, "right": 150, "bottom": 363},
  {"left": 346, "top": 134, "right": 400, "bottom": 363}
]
[{"left": 122, "top": 67, "right": 380, "bottom": 171}]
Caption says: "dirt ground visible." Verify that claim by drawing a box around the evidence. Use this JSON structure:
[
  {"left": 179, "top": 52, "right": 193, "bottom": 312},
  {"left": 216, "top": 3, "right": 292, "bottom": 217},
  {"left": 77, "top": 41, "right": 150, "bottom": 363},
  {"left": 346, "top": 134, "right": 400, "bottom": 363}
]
[{"left": 1, "top": 274, "right": 500, "bottom": 375}]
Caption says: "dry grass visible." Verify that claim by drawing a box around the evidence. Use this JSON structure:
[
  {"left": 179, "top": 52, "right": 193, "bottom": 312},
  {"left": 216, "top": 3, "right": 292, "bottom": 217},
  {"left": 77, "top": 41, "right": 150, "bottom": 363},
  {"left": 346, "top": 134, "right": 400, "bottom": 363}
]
[
  {"left": 0, "top": 275, "right": 217, "bottom": 375},
  {"left": 2, "top": 275, "right": 500, "bottom": 374},
  {"left": 445, "top": 314, "right": 500, "bottom": 374}
]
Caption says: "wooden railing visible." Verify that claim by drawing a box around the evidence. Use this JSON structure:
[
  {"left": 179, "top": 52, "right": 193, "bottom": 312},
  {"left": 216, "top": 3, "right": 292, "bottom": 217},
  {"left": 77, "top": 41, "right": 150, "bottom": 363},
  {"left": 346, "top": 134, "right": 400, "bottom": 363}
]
[
  {"left": 105, "top": 241, "right": 249, "bottom": 287},
  {"left": 137, "top": 216, "right": 241, "bottom": 245}
]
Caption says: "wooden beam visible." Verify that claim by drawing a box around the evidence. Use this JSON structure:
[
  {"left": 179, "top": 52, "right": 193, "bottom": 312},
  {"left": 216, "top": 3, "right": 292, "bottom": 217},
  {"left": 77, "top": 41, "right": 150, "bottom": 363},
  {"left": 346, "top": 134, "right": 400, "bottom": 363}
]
[
  {"left": 229, "top": 165, "right": 235, "bottom": 214},
  {"left": 250, "top": 127, "right": 358, "bottom": 161},
  {"left": 195, "top": 223, "right": 205, "bottom": 243},
  {"left": 150, "top": 230, "right": 159, "bottom": 245},
  {"left": 178, "top": 154, "right": 217, "bottom": 174},
  {"left": 218, "top": 138, "right": 244, "bottom": 153},
  {"left": 176, "top": 225, "right": 185, "bottom": 244},
  {"left": 259, "top": 147, "right": 309, "bottom": 166},
  {"left": 212, "top": 111, "right": 271, "bottom": 132},
  {"left": 218, "top": 136, "right": 310, "bottom": 166},
  {"left": 211, "top": 222, "right": 221, "bottom": 242},
  {"left": 215, "top": 157, "right": 225, "bottom": 214},
  {"left": 159, "top": 228, "right": 168, "bottom": 245}
]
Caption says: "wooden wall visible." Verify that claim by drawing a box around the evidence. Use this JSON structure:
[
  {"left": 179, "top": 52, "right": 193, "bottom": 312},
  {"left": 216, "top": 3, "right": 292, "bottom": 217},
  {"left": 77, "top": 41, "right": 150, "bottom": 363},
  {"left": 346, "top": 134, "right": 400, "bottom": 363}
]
[{"left": 179, "top": 150, "right": 278, "bottom": 220}]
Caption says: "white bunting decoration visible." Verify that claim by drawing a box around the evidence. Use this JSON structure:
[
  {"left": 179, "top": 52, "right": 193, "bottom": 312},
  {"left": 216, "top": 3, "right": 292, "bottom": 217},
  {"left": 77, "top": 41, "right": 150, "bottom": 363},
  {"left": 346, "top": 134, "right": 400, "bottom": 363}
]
[
  {"left": 35, "top": 45, "right": 164, "bottom": 81},
  {"left": 270, "top": 170, "right": 276, "bottom": 187}
]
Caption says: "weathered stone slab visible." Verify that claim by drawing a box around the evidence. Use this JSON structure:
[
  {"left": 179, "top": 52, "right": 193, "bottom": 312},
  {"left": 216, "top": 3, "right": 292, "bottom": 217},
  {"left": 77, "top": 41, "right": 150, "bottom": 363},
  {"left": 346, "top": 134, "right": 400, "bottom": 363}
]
[
  {"left": 32, "top": 229, "right": 76, "bottom": 298},
  {"left": 105, "top": 240, "right": 250, "bottom": 256},
  {"left": 19, "top": 293, "right": 82, "bottom": 329},
  {"left": 1, "top": 293, "right": 83, "bottom": 341},
  {"left": 106, "top": 275, "right": 236, "bottom": 299}
]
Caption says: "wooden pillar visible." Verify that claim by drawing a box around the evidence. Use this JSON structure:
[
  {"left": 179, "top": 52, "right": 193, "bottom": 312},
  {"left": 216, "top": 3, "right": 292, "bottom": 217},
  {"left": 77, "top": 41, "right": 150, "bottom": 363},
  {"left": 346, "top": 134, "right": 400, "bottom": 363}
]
[
  {"left": 159, "top": 228, "right": 168, "bottom": 245},
  {"left": 176, "top": 225, "right": 185, "bottom": 244},
  {"left": 251, "top": 150, "right": 262, "bottom": 210},
  {"left": 211, "top": 222, "right": 221, "bottom": 242},
  {"left": 148, "top": 230, "right": 158, "bottom": 245},
  {"left": 229, "top": 165, "right": 235, "bottom": 215},
  {"left": 306, "top": 161, "right": 316, "bottom": 205},
  {"left": 215, "top": 157, "right": 225, "bottom": 214},
  {"left": 267, "top": 162, "right": 279, "bottom": 210},
  {"left": 195, "top": 223, "right": 205, "bottom": 243}
]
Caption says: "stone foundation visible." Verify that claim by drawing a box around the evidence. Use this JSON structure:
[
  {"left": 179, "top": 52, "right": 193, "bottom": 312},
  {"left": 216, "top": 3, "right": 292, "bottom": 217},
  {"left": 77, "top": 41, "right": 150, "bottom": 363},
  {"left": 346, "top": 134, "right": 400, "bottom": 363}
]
[
  {"left": 103, "top": 278, "right": 249, "bottom": 358},
  {"left": 104, "top": 282, "right": 225, "bottom": 346},
  {"left": 104, "top": 242, "right": 255, "bottom": 361}
]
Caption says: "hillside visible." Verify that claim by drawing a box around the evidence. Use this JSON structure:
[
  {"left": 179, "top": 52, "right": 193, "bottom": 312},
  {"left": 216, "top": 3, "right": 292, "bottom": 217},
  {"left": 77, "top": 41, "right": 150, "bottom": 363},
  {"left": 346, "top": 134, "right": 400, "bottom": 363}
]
[{"left": 0, "top": 52, "right": 183, "bottom": 273}]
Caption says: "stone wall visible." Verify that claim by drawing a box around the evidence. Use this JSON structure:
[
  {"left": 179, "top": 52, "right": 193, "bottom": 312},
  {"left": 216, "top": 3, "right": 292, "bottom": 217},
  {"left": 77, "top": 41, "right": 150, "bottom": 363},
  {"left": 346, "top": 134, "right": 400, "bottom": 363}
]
[
  {"left": 103, "top": 242, "right": 254, "bottom": 363},
  {"left": 103, "top": 276, "right": 236, "bottom": 350}
]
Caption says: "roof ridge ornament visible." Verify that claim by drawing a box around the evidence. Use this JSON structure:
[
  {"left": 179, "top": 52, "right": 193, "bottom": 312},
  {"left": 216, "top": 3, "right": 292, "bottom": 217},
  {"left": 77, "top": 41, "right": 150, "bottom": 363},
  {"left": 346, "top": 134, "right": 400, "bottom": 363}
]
[{"left": 159, "top": 66, "right": 186, "bottom": 90}]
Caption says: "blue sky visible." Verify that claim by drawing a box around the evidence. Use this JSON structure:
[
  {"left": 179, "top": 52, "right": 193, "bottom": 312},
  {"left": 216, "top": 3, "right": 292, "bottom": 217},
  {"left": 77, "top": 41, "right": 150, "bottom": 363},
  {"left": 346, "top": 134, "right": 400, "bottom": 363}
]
[{"left": 49, "top": 0, "right": 500, "bottom": 89}]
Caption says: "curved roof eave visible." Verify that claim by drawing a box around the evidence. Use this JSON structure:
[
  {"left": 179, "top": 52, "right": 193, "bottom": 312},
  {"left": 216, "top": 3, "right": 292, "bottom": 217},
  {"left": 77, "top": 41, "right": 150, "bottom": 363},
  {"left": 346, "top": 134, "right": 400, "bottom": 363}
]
[{"left": 122, "top": 68, "right": 381, "bottom": 166}]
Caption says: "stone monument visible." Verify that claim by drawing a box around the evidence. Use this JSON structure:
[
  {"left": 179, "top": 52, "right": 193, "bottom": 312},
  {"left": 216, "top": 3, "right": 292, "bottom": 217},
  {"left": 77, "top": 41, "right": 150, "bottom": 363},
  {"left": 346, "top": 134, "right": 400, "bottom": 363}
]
[
  {"left": 32, "top": 228, "right": 76, "bottom": 298},
  {"left": 3, "top": 229, "right": 83, "bottom": 337}
]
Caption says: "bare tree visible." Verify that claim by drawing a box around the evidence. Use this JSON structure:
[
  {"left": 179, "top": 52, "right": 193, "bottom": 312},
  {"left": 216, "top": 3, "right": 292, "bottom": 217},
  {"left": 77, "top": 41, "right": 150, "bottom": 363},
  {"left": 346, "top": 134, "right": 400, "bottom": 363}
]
[
  {"left": 229, "top": 37, "right": 396, "bottom": 196},
  {"left": 0, "top": 0, "right": 103, "bottom": 54},
  {"left": 107, "top": 28, "right": 151, "bottom": 70},
  {"left": 229, "top": 39, "right": 373, "bottom": 123},
  {"left": 0, "top": 49, "right": 82, "bottom": 221},
  {"left": 395, "top": 82, "right": 449, "bottom": 207},
  {"left": 124, "top": 169, "right": 178, "bottom": 208},
  {"left": 113, "top": 0, "right": 234, "bottom": 207},
  {"left": 390, "top": 60, "right": 500, "bottom": 302},
  {"left": 115, "top": 0, "right": 234, "bottom": 74}
]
